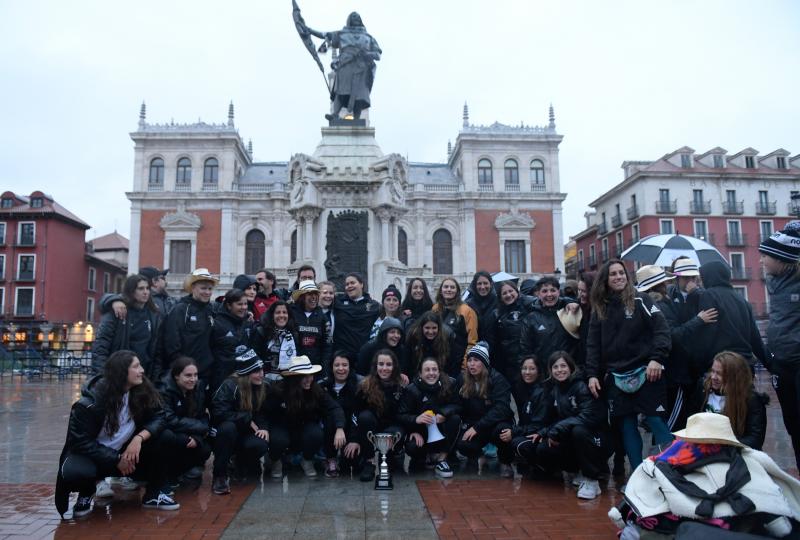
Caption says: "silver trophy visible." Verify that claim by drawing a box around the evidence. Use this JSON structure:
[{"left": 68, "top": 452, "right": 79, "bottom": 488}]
[{"left": 366, "top": 431, "right": 401, "bottom": 490}]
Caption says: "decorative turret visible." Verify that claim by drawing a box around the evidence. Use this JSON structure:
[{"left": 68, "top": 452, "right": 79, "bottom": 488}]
[
  {"left": 447, "top": 140, "right": 452, "bottom": 159},
  {"left": 548, "top": 103, "right": 556, "bottom": 129},
  {"left": 138, "top": 101, "right": 146, "bottom": 129},
  {"left": 247, "top": 139, "right": 253, "bottom": 157},
  {"left": 462, "top": 102, "right": 469, "bottom": 128},
  {"left": 228, "top": 101, "right": 235, "bottom": 127}
]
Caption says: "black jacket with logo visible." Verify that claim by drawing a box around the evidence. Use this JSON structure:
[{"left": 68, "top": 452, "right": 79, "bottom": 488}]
[
  {"left": 484, "top": 295, "right": 536, "bottom": 375},
  {"left": 333, "top": 294, "right": 380, "bottom": 358},
  {"left": 397, "top": 375, "right": 461, "bottom": 432},
  {"left": 456, "top": 369, "right": 513, "bottom": 435},
  {"left": 290, "top": 304, "right": 332, "bottom": 371},
  {"left": 210, "top": 378, "right": 269, "bottom": 431},
  {"left": 163, "top": 295, "right": 216, "bottom": 379},
  {"left": 211, "top": 309, "right": 254, "bottom": 385},
  {"left": 157, "top": 374, "right": 209, "bottom": 446},
  {"left": 539, "top": 377, "right": 607, "bottom": 441},
  {"left": 520, "top": 297, "right": 580, "bottom": 371}
]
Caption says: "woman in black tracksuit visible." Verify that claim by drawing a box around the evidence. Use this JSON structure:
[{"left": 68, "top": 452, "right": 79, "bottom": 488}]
[
  {"left": 332, "top": 272, "right": 380, "bottom": 359},
  {"left": 158, "top": 356, "right": 212, "bottom": 485},
  {"left": 484, "top": 281, "right": 536, "bottom": 383},
  {"left": 211, "top": 289, "right": 255, "bottom": 392},
  {"left": 350, "top": 349, "right": 406, "bottom": 482},
  {"left": 290, "top": 283, "right": 333, "bottom": 373},
  {"left": 357, "top": 317, "right": 410, "bottom": 377},
  {"left": 319, "top": 352, "right": 363, "bottom": 477},
  {"left": 456, "top": 342, "right": 515, "bottom": 477},
  {"left": 465, "top": 271, "right": 498, "bottom": 341},
  {"left": 530, "top": 352, "right": 610, "bottom": 500},
  {"left": 398, "top": 357, "right": 462, "bottom": 478},
  {"left": 508, "top": 356, "right": 550, "bottom": 474},
  {"left": 406, "top": 311, "right": 459, "bottom": 376}
]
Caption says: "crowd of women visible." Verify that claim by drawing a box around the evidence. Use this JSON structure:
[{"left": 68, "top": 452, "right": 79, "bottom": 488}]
[{"left": 54, "top": 222, "right": 800, "bottom": 520}]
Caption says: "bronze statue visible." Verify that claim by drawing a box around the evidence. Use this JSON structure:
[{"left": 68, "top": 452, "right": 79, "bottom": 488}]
[{"left": 292, "top": 2, "right": 381, "bottom": 121}]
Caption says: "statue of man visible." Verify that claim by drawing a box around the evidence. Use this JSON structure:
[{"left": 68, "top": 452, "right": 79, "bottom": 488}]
[{"left": 307, "top": 12, "right": 382, "bottom": 121}]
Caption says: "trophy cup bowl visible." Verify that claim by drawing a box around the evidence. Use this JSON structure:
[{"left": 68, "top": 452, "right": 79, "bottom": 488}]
[{"left": 367, "top": 431, "right": 401, "bottom": 490}]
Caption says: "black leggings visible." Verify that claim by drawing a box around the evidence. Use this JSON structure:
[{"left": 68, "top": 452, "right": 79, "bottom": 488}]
[
  {"left": 159, "top": 429, "right": 212, "bottom": 478},
  {"left": 404, "top": 415, "right": 461, "bottom": 459},
  {"left": 212, "top": 421, "right": 269, "bottom": 476},
  {"left": 60, "top": 435, "right": 168, "bottom": 497},
  {"left": 515, "top": 424, "right": 610, "bottom": 480},
  {"left": 268, "top": 422, "right": 323, "bottom": 461},
  {"left": 456, "top": 422, "right": 513, "bottom": 464},
  {"left": 355, "top": 410, "right": 404, "bottom": 458}
]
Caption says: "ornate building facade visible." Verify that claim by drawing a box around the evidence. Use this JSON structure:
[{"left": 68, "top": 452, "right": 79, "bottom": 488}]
[{"left": 127, "top": 103, "right": 566, "bottom": 292}]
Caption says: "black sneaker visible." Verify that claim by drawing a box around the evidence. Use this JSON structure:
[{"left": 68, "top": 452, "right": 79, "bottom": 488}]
[
  {"left": 435, "top": 460, "right": 453, "bottom": 479},
  {"left": 141, "top": 492, "right": 180, "bottom": 510},
  {"left": 72, "top": 495, "right": 93, "bottom": 518},
  {"left": 212, "top": 476, "right": 231, "bottom": 495},
  {"left": 359, "top": 462, "right": 376, "bottom": 482}
]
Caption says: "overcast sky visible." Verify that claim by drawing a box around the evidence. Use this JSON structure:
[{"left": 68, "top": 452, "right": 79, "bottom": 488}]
[{"left": 2, "top": 0, "right": 798, "bottom": 243}]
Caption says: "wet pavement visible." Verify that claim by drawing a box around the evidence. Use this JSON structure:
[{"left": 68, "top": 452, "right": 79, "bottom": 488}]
[{"left": 0, "top": 375, "right": 794, "bottom": 539}]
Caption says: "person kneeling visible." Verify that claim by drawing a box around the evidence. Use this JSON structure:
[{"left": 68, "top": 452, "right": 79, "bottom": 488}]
[
  {"left": 55, "top": 350, "right": 179, "bottom": 518},
  {"left": 508, "top": 356, "right": 550, "bottom": 477},
  {"left": 158, "top": 356, "right": 212, "bottom": 489},
  {"left": 210, "top": 349, "right": 270, "bottom": 494},
  {"left": 265, "top": 355, "right": 345, "bottom": 479},
  {"left": 534, "top": 351, "right": 610, "bottom": 500},
  {"left": 399, "top": 357, "right": 462, "bottom": 478}
]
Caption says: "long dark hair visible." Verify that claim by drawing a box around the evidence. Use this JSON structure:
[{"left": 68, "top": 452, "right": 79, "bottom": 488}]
[
  {"left": 170, "top": 356, "right": 198, "bottom": 416},
  {"left": 590, "top": 259, "right": 635, "bottom": 320},
  {"left": 359, "top": 349, "right": 402, "bottom": 416},
  {"left": 98, "top": 350, "right": 161, "bottom": 435},
  {"left": 261, "top": 300, "right": 296, "bottom": 339},
  {"left": 406, "top": 311, "right": 450, "bottom": 372},
  {"left": 122, "top": 274, "right": 157, "bottom": 312},
  {"left": 402, "top": 277, "right": 433, "bottom": 316},
  {"left": 703, "top": 351, "right": 753, "bottom": 437},
  {"left": 277, "top": 375, "right": 325, "bottom": 418},
  {"left": 433, "top": 277, "right": 464, "bottom": 311}
]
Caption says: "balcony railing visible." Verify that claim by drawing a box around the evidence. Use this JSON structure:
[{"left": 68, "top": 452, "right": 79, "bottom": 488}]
[
  {"left": 726, "top": 233, "right": 747, "bottom": 247},
  {"left": 611, "top": 214, "right": 622, "bottom": 228},
  {"left": 656, "top": 200, "right": 677, "bottom": 214},
  {"left": 626, "top": 205, "right": 639, "bottom": 220},
  {"left": 530, "top": 183, "right": 546, "bottom": 192},
  {"left": 690, "top": 200, "right": 711, "bottom": 214},
  {"left": 597, "top": 223, "right": 608, "bottom": 236},
  {"left": 723, "top": 200, "right": 744, "bottom": 214},
  {"left": 201, "top": 183, "right": 219, "bottom": 192},
  {"left": 174, "top": 183, "right": 192, "bottom": 193},
  {"left": 147, "top": 183, "right": 164, "bottom": 192},
  {"left": 693, "top": 233, "right": 716, "bottom": 245},
  {"left": 478, "top": 184, "right": 494, "bottom": 192},
  {"left": 755, "top": 201, "right": 777, "bottom": 215},
  {"left": 789, "top": 202, "right": 800, "bottom": 216},
  {"left": 504, "top": 183, "right": 521, "bottom": 192},
  {"left": 730, "top": 267, "right": 752, "bottom": 280}
]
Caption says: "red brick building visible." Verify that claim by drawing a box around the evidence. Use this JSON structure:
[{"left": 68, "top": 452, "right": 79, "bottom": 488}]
[
  {"left": 0, "top": 191, "right": 128, "bottom": 337},
  {"left": 571, "top": 147, "right": 800, "bottom": 316}
]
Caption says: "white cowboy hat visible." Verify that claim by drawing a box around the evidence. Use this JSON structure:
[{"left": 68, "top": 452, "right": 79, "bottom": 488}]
[
  {"left": 672, "top": 257, "right": 700, "bottom": 277},
  {"left": 291, "top": 280, "right": 320, "bottom": 302},
  {"left": 556, "top": 307, "right": 582, "bottom": 339},
  {"left": 281, "top": 355, "right": 322, "bottom": 377},
  {"left": 183, "top": 268, "right": 219, "bottom": 292},
  {"left": 672, "top": 412, "right": 745, "bottom": 447},
  {"left": 635, "top": 265, "right": 675, "bottom": 293}
]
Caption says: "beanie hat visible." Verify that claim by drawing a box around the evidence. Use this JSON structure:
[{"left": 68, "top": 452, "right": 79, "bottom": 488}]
[
  {"left": 235, "top": 347, "right": 263, "bottom": 376},
  {"left": 232, "top": 274, "right": 257, "bottom": 291},
  {"left": 759, "top": 221, "right": 800, "bottom": 263},
  {"left": 467, "top": 341, "right": 491, "bottom": 370},
  {"left": 382, "top": 284, "right": 402, "bottom": 303}
]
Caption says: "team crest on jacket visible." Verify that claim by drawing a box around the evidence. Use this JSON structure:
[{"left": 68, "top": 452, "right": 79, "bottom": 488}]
[
  {"left": 511, "top": 312, "right": 519, "bottom": 321},
  {"left": 569, "top": 396, "right": 577, "bottom": 409},
  {"left": 624, "top": 308, "right": 634, "bottom": 319}
]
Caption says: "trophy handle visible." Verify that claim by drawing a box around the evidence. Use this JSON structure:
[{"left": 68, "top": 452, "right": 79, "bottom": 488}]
[
  {"left": 393, "top": 432, "right": 402, "bottom": 445},
  {"left": 367, "top": 431, "right": 375, "bottom": 445}
]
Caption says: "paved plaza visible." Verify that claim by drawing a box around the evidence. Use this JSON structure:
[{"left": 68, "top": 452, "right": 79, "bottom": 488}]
[{"left": 0, "top": 374, "right": 793, "bottom": 540}]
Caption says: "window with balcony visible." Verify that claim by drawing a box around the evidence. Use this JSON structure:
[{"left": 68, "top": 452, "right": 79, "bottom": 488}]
[
  {"left": 729, "top": 253, "right": 749, "bottom": 280},
  {"left": 627, "top": 194, "right": 638, "bottom": 220},
  {"left": 578, "top": 249, "right": 585, "bottom": 272},
  {"left": 504, "top": 159, "right": 519, "bottom": 188},
  {"left": 792, "top": 191, "right": 800, "bottom": 216},
  {"left": 727, "top": 220, "right": 745, "bottom": 246},
  {"left": 17, "top": 255, "right": 35, "bottom": 280},
  {"left": 660, "top": 219, "right": 674, "bottom": 234},
  {"left": 656, "top": 189, "right": 676, "bottom": 213},
  {"left": 724, "top": 190, "right": 743, "bottom": 214},
  {"left": 149, "top": 157, "right": 164, "bottom": 184},
  {"left": 760, "top": 221, "right": 773, "bottom": 243},
  {"left": 694, "top": 220, "right": 709, "bottom": 242},
  {"left": 601, "top": 238, "right": 609, "bottom": 262},
  {"left": 478, "top": 159, "right": 493, "bottom": 186},
  {"left": 530, "top": 159, "right": 545, "bottom": 188},
  {"left": 691, "top": 189, "right": 710, "bottom": 214},
  {"left": 611, "top": 204, "right": 622, "bottom": 228},
  {"left": 203, "top": 158, "right": 219, "bottom": 184},
  {"left": 756, "top": 190, "right": 776, "bottom": 215},
  {"left": 589, "top": 245, "right": 597, "bottom": 268},
  {"left": 18, "top": 222, "right": 35, "bottom": 245},
  {"left": 14, "top": 288, "right": 34, "bottom": 316},
  {"left": 504, "top": 240, "right": 526, "bottom": 273},
  {"left": 631, "top": 223, "right": 640, "bottom": 243},
  {"left": 598, "top": 212, "right": 608, "bottom": 235},
  {"left": 176, "top": 157, "right": 192, "bottom": 184},
  {"left": 615, "top": 231, "right": 624, "bottom": 256}
]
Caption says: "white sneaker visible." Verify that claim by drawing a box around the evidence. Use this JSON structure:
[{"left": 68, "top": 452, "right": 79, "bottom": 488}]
[
  {"left": 300, "top": 459, "right": 317, "bottom": 477},
  {"left": 577, "top": 479, "right": 601, "bottom": 500},
  {"left": 109, "top": 477, "right": 141, "bottom": 491},
  {"left": 499, "top": 463, "right": 514, "bottom": 478},
  {"left": 271, "top": 460, "right": 283, "bottom": 479},
  {"left": 571, "top": 472, "right": 586, "bottom": 487},
  {"left": 95, "top": 479, "right": 113, "bottom": 498}
]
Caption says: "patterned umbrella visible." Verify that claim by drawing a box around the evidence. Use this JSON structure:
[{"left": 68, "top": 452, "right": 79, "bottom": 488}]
[{"left": 620, "top": 233, "right": 727, "bottom": 267}]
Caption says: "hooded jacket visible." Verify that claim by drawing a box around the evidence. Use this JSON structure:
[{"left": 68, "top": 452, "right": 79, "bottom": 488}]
[
  {"left": 465, "top": 272, "right": 499, "bottom": 341},
  {"left": 357, "top": 317, "right": 409, "bottom": 376},
  {"left": 585, "top": 292, "right": 671, "bottom": 379},
  {"left": 647, "top": 290, "right": 705, "bottom": 386},
  {"left": 163, "top": 295, "right": 216, "bottom": 378},
  {"left": 456, "top": 369, "right": 514, "bottom": 435},
  {"left": 519, "top": 297, "right": 580, "bottom": 370},
  {"left": 211, "top": 309, "right": 254, "bottom": 385},
  {"left": 511, "top": 379, "right": 550, "bottom": 437},
  {"left": 333, "top": 293, "right": 381, "bottom": 358},
  {"left": 210, "top": 378, "right": 269, "bottom": 431},
  {"left": 766, "top": 266, "right": 800, "bottom": 368},
  {"left": 290, "top": 303, "right": 332, "bottom": 371},
  {"left": 157, "top": 374, "right": 210, "bottom": 446},
  {"left": 397, "top": 375, "right": 461, "bottom": 431},
  {"left": 484, "top": 294, "right": 537, "bottom": 376},
  {"left": 538, "top": 377, "right": 607, "bottom": 442},
  {"left": 695, "top": 261, "right": 767, "bottom": 371},
  {"left": 92, "top": 294, "right": 162, "bottom": 378}
]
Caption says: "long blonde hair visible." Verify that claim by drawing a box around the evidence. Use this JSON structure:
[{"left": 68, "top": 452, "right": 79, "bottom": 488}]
[
  {"left": 236, "top": 374, "right": 266, "bottom": 413},
  {"left": 703, "top": 351, "right": 753, "bottom": 437},
  {"left": 459, "top": 364, "right": 489, "bottom": 399}
]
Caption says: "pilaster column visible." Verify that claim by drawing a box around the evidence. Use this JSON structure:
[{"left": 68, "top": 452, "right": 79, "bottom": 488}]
[
  {"left": 294, "top": 206, "right": 322, "bottom": 261},
  {"left": 375, "top": 206, "right": 392, "bottom": 261}
]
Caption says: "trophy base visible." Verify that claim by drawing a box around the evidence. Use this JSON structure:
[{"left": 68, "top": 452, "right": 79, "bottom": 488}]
[{"left": 374, "top": 477, "right": 394, "bottom": 490}]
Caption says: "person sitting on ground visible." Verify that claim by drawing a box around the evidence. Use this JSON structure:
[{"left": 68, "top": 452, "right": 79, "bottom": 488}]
[
  {"left": 210, "top": 288, "right": 254, "bottom": 392},
  {"left": 265, "top": 355, "right": 345, "bottom": 479},
  {"left": 209, "top": 349, "right": 269, "bottom": 495},
  {"left": 55, "top": 350, "right": 179, "bottom": 518},
  {"left": 357, "top": 316, "right": 410, "bottom": 379},
  {"left": 508, "top": 356, "right": 550, "bottom": 476},
  {"left": 433, "top": 277, "right": 479, "bottom": 377},
  {"left": 508, "top": 355, "right": 545, "bottom": 430},
  {"left": 398, "top": 357, "right": 461, "bottom": 478},
  {"left": 319, "top": 352, "right": 363, "bottom": 478},
  {"left": 456, "top": 342, "right": 515, "bottom": 478},
  {"left": 405, "top": 311, "right": 458, "bottom": 376},
  {"left": 690, "top": 351, "right": 768, "bottom": 450},
  {"left": 290, "top": 281, "right": 332, "bottom": 374},
  {"left": 351, "top": 349, "right": 406, "bottom": 482},
  {"left": 528, "top": 351, "right": 610, "bottom": 500},
  {"left": 157, "top": 356, "right": 212, "bottom": 489}
]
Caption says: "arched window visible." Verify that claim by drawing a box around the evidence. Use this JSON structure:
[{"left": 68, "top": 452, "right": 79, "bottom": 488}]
[
  {"left": 149, "top": 158, "right": 164, "bottom": 184},
  {"left": 244, "top": 229, "right": 265, "bottom": 274},
  {"left": 477, "top": 159, "right": 492, "bottom": 185},
  {"left": 176, "top": 158, "right": 192, "bottom": 184},
  {"left": 504, "top": 159, "right": 519, "bottom": 185},
  {"left": 432, "top": 228, "right": 452, "bottom": 275},
  {"left": 203, "top": 158, "right": 219, "bottom": 183},
  {"left": 290, "top": 230, "right": 298, "bottom": 264},
  {"left": 530, "top": 159, "right": 545, "bottom": 186},
  {"left": 398, "top": 228, "right": 408, "bottom": 265}
]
